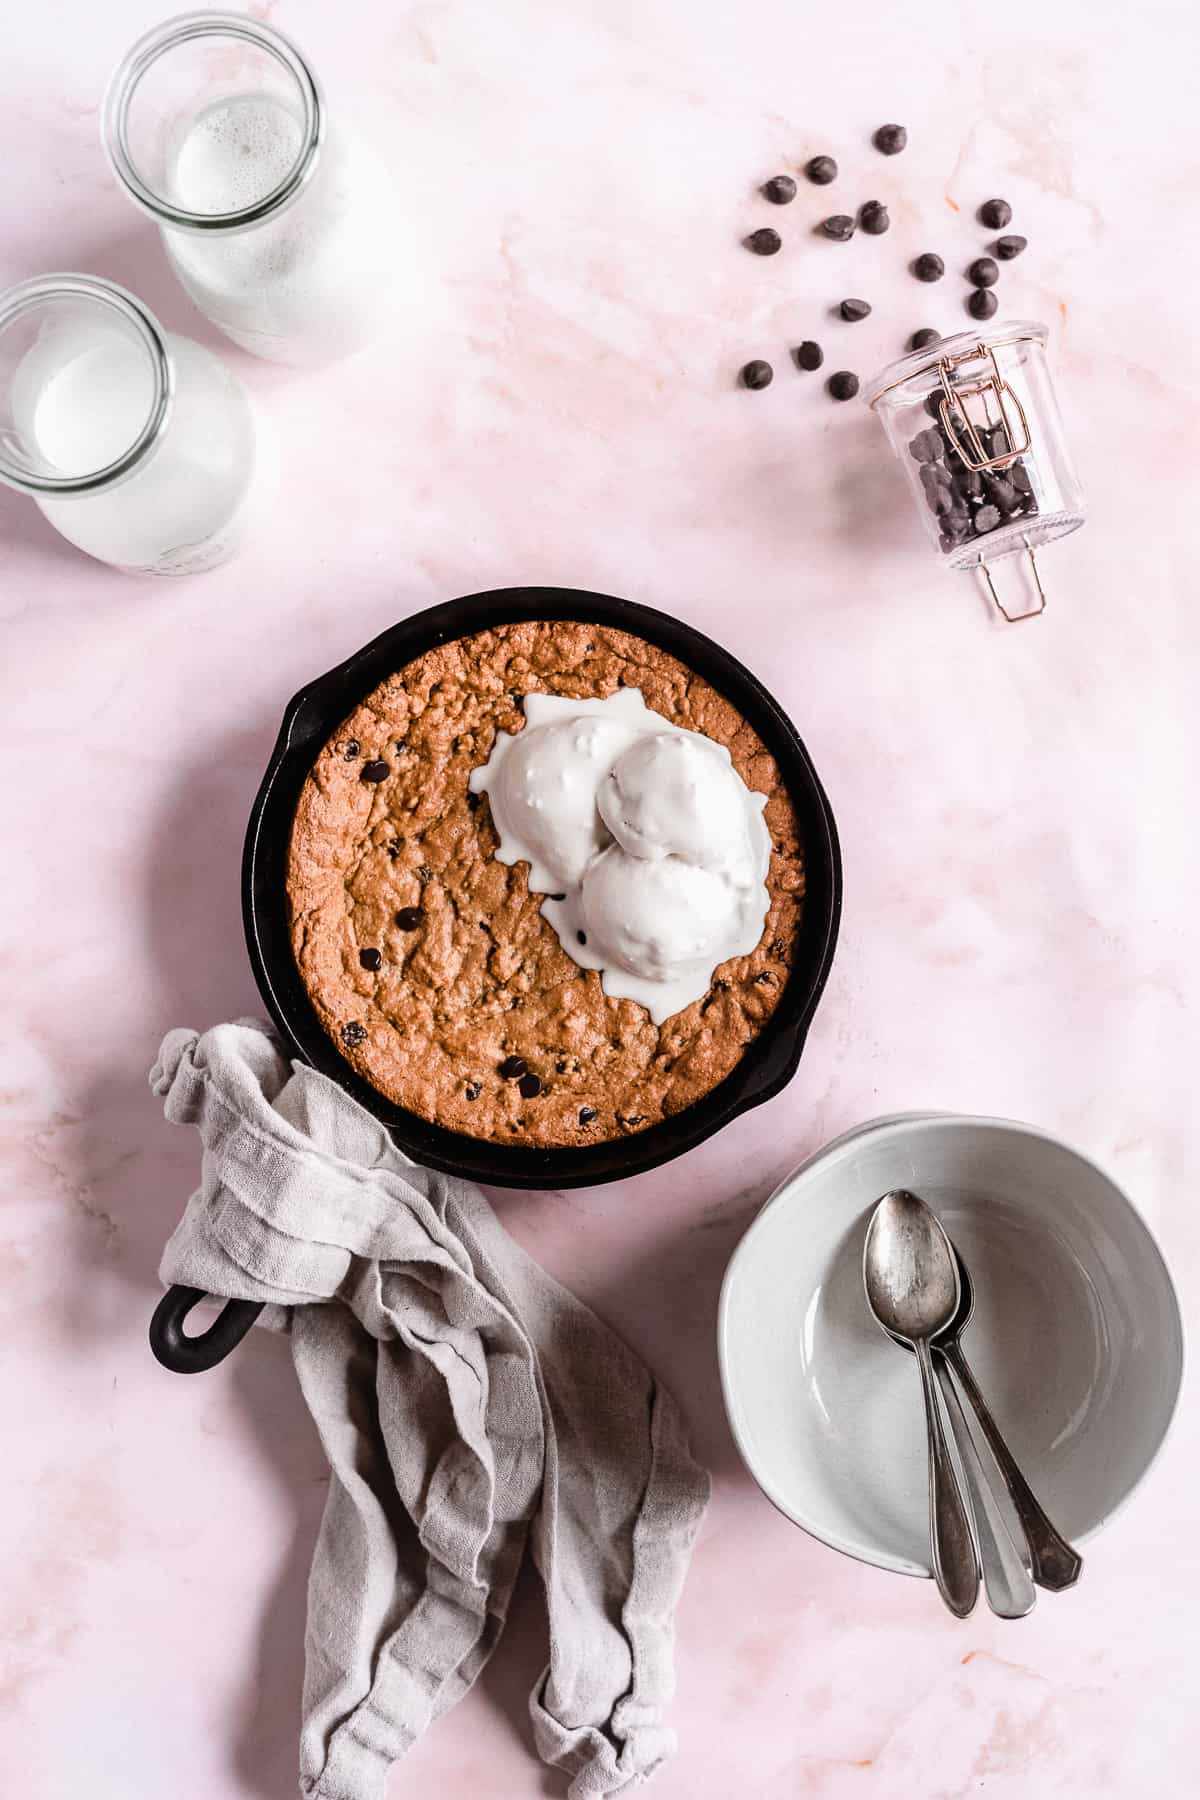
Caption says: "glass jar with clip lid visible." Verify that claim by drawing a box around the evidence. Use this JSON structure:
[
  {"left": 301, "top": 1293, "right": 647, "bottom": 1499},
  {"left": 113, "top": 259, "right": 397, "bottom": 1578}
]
[{"left": 863, "top": 321, "right": 1084, "bottom": 622}]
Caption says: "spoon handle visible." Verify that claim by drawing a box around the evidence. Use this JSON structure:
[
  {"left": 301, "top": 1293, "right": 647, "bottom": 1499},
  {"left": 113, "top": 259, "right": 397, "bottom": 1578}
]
[
  {"left": 915, "top": 1337, "right": 979, "bottom": 1618},
  {"left": 935, "top": 1357, "right": 1035, "bottom": 1618},
  {"left": 942, "top": 1341, "right": 1082, "bottom": 1592}
]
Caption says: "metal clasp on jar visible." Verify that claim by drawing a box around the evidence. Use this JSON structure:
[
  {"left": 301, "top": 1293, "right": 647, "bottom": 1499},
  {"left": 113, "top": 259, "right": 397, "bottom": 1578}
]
[{"left": 935, "top": 343, "right": 1032, "bottom": 473}]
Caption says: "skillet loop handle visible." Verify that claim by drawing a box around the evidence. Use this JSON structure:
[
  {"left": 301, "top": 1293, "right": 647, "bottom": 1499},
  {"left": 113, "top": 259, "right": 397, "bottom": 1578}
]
[{"left": 149, "top": 1284, "right": 265, "bottom": 1374}]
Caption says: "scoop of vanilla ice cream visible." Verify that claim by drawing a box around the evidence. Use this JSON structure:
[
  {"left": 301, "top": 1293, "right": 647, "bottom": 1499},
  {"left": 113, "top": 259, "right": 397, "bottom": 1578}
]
[
  {"left": 597, "top": 732, "right": 755, "bottom": 873},
  {"left": 488, "top": 714, "right": 633, "bottom": 890},
  {"left": 580, "top": 845, "right": 740, "bottom": 980}
]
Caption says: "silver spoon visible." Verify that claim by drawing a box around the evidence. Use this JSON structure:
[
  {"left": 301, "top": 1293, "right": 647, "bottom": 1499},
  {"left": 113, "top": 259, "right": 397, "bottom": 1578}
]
[
  {"left": 884, "top": 1249, "right": 1035, "bottom": 1618},
  {"left": 863, "top": 1190, "right": 980, "bottom": 1618},
  {"left": 933, "top": 1253, "right": 1083, "bottom": 1593}
]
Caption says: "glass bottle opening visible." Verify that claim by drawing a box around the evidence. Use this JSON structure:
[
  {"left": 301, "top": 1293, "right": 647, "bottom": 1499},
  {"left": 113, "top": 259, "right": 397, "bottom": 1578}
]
[
  {"left": 0, "top": 275, "right": 172, "bottom": 497},
  {"left": 102, "top": 10, "right": 324, "bottom": 235}
]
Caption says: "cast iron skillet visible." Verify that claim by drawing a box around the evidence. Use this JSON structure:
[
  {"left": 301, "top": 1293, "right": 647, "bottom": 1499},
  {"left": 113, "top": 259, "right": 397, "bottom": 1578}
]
[{"left": 150, "top": 587, "right": 841, "bottom": 1371}]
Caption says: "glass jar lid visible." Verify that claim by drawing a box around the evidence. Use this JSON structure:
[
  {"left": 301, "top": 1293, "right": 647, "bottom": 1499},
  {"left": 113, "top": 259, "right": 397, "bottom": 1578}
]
[{"left": 862, "top": 319, "right": 1048, "bottom": 411}]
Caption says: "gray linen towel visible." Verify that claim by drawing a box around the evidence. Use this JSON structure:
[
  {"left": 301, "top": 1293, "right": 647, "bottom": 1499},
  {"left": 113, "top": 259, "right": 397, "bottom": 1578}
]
[{"left": 151, "top": 1020, "right": 710, "bottom": 1800}]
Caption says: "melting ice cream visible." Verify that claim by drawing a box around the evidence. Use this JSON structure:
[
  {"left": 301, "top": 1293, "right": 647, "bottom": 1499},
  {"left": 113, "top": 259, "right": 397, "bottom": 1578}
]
[{"left": 469, "top": 688, "right": 771, "bottom": 1023}]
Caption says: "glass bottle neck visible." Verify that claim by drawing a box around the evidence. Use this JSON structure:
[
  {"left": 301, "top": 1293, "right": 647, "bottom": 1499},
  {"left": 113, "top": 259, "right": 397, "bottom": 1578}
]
[
  {"left": 0, "top": 275, "right": 172, "bottom": 498},
  {"left": 102, "top": 11, "right": 324, "bottom": 237}
]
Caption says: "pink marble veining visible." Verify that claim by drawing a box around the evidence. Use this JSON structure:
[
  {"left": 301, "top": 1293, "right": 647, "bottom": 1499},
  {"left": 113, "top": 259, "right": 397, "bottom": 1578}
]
[{"left": 2, "top": 2, "right": 1199, "bottom": 1796}]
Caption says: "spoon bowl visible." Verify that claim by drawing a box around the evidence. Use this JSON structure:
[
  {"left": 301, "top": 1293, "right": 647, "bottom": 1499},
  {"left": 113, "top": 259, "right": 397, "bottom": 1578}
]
[{"left": 862, "top": 1188, "right": 961, "bottom": 1343}]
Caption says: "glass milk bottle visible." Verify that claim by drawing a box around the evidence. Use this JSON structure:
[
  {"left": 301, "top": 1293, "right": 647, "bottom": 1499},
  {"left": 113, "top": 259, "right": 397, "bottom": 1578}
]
[
  {"left": 0, "top": 274, "right": 255, "bottom": 575},
  {"left": 103, "top": 12, "right": 390, "bottom": 366}
]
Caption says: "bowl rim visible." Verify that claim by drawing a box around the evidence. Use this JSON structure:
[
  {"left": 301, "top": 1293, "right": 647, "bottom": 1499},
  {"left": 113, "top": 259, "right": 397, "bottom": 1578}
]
[
  {"left": 717, "top": 1110, "right": 1186, "bottom": 1578},
  {"left": 242, "top": 587, "right": 842, "bottom": 1189}
]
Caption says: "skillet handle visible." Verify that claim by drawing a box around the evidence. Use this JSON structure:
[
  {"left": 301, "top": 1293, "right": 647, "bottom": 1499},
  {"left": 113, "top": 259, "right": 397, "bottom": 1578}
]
[{"left": 149, "top": 1284, "right": 265, "bottom": 1374}]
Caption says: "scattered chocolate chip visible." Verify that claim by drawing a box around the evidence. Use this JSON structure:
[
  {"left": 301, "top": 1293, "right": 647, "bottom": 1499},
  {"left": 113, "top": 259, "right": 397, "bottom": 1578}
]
[
  {"left": 794, "top": 339, "right": 824, "bottom": 371},
  {"left": 967, "top": 287, "right": 998, "bottom": 320},
  {"left": 913, "top": 253, "right": 945, "bottom": 283},
  {"left": 741, "top": 358, "right": 774, "bottom": 390},
  {"left": 466, "top": 789, "right": 481, "bottom": 811},
  {"left": 518, "top": 1073, "right": 542, "bottom": 1099},
  {"left": 499, "top": 1055, "right": 528, "bottom": 1080},
  {"left": 465, "top": 1081, "right": 481, "bottom": 1101},
  {"left": 576, "top": 930, "right": 587, "bottom": 945},
  {"left": 509, "top": 692, "right": 524, "bottom": 711},
  {"left": 395, "top": 907, "right": 423, "bottom": 930},
  {"left": 828, "top": 370, "right": 859, "bottom": 401},
  {"left": 859, "top": 200, "right": 890, "bottom": 235},
  {"left": 873, "top": 123, "right": 907, "bottom": 155},
  {"left": 579, "top": 1106, "right": 598, "bottom": 1125},
  {"left": 974, "top": 504, "right": 1001, "bottom": 532},
  {"left": 745, "top": 227, "right": 782, "bottom": 255},
  {"left": 341, "top": 1022, "right": 367, "bottom": 1048},
  {"left": 995, "top": 234, "right": 1027, "bottom": 261},
  {"left": 556, "top": 1059, "right": 568, "bottom": 1074},
  {"left": 819, "top": 214, "right": 855, "bottom": 241},
  {"left": 969, "top": 256, "right": 999, "bottom": 288},
  {"left": 762, "top": 174, "right": 796, "bottom": 204},
  {"left": 805, "top": 155, "right": 838, "bottom": 185},
  {"left": 839, "top": 297, "right": 872, "bottom": 322},
  {"left": 755, "top": 971, "right": 775, "bottom": 984},
  {"left": 343, "top": 739, "right": 360, "bottom": 759},
  {"left": 979, "top": 198, "right": 1012, "bottom": 229},
  {"left": 359, "top": 948, "right": 382, "bottom": 971},
  {"left": 543, "top": 892, "right": 565, "bottom": 902},
  {"left": 360, "top": 759, "right": 390, "bottom": 783},
  {"left": 910, "top": 328, "right": 941, "bottom": 351},
  {"left": 394, "top": 741, "right": 407, "bottom": 755},
  {"left": 417, "top": 865, "right": 432, "bottom": 884},
  {"left": 618, "top": 1115, "right": 646, "bottom": 1129},
  {"left": 386, "top": 838, "right": 403, "bottom": 860}
]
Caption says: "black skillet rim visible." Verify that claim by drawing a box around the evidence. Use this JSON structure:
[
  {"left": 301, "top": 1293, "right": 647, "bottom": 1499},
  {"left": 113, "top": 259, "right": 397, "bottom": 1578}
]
[{"left": 242, "top": 587, "right": 842, "bottom": 1189}]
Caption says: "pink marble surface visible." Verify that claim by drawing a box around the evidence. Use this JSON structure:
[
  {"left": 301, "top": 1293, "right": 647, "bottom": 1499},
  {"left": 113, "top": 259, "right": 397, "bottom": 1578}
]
[{"left": 3, "top": 2, "right": 1199, "bottom": 1795}]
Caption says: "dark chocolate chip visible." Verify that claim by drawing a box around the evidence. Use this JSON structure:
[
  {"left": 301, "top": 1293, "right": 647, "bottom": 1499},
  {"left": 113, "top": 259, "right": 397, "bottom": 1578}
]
[
  {"left": 499, "top": 1055, "right": 527, "bottom": 1080},
  {"left": 859, "top": 200, "right": 890, "bottom": 235},
  {"left": 979, "top": 198, "right": 1012, "bottom": 229},
  {"left": 986, "top": 426, "right": 1011, "bottom": 458},
  {"left": 909, "top": 427, "right": 944, "bottom": 463},
  {"left": 839, "top": 297, "right": 871, "bottom": 322},
  {"left": 819, "top": 214, "right": 855, "bottom": 241},
  {"left": 341, "top": 1022, "right": 367, "bottom": 1048},
  {"left": 546, "top": 892, "right": 566, "bottom": 902},
  {"left": 358, "top": 948, "right": 382, "bottom": 971},
  {"left": 974, "top": 504, "right": 1001, "bottom": 532},
  {"left": 967, "top": 287, "right": 998, "bottom": 320},
  {"left": 465, "top": 1081, "right": 481, "bottom": 1101},
  {"left": 984, "top": 473, "right": 1020, "bottom": 512},
  {"left": 913, "top": 253, "right": 945, "bottom": 282},
  {"left": 618, "top": 1115, "right": 646, "bottom": 1128},
  {"left": 577, "top": 930, "right": 587, "bottom": 945},
  {"left": 417, "top": 865, "right": 432, "bottom": 884},
  {"left": 995, "top": 234, "right": 1027, "bottom": 261},
  {"left": 394, "top": 741, "right": 407, "bottom": 755},
  {"left": 1011, "top": 463, "right": 1033, "bottom": 495},
  {"left": 873, "top": 123, "right": 908, "bottom": 155},
  {"left": 466, "top": 789, "right": 481, "bottom": 811},
  {"left": 794, "top": 339, "right": 824, "bottom": 371},
  {"left": 556, "top": 1059, "right": 568, "bottom": 1074},
  {"left": 518, "top": 1073, "right": 542, "bottom": 1099},
  {"left": 955, "top": 468, "right": 985, "bottom": 502},
  {"left": 805, "top": 155, "right": 838, "bottom": 185},
  {"left": 762, "top": 174, "right": 797, "bottom": 204},
  {"left": 828, "top": 370, "right": 859, "bottom": 400},
  {"left": 509, "top": 692, "right": 524, "bottom": 712},
  {"left": 925, "top": 389, "right": 951, "bottom": 419},
  {"left": 909, "top": 328, "right": 941, "bottom": 351},
  {"left": 386, "top": 838, "right": 403, "bottom": 859},
  {"left": 579, "top": 1106, "right": 598, "bottom": 1125},
  {"left": 745, "top": 227, "right": 782, "bottom": 255},
  {"left": 395, "top": 907, "right": 423, "bottom": 930},
  {"left": 755, "top": 971, "right": 775, "bottom": 984},
  {"left": 968, "top": 256, "right": 999, "bottom": 288},
  {"left": 359, "top": 760, "right": 390, "bottom": 783},
  {"left": 343, "top": 739, "right": 360, "bottom": 759},
  {"left": 741, "top": 358, "right": 774, "bottom": 390}
]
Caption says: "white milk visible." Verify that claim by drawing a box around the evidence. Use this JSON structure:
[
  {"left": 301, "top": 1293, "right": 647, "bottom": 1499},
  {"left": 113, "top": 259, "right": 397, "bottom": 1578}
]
[
  {"left": 17, "top": 325, "right": 256, "bottom": 574},
  {"left": 163, "top": 93, "right": 388, "bottom": 364}
]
